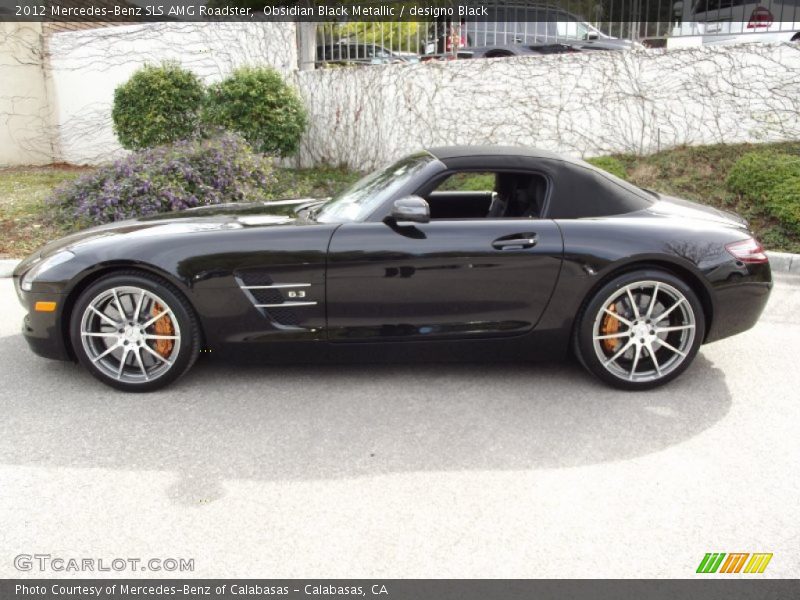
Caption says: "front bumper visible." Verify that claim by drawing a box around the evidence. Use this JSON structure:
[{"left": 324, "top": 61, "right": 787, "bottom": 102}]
[{"left": 17, "top": 287, "right": 72, "bottom": 361}]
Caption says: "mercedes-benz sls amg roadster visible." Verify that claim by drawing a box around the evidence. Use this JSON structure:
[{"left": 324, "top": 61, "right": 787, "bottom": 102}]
[{"left": 13, "top": 146, "right": 772, "bottom": 392}]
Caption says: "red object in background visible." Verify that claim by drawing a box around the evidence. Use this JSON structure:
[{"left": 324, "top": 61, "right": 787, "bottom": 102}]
[
  {"left": 444, "top": 23, "right": 466, "bottom": 52},
  {"left": 747, "top": 6, "right": 774, "bottom": 28}
]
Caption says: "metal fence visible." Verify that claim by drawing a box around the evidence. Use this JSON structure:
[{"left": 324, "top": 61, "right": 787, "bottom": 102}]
[{"left": 314, "top": 0, "right": 800, "bottom": 66}]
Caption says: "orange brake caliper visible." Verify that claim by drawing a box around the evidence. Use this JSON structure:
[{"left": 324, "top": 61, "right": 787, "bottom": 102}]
[
  {"left": 151, "top": 302, "right": 174, "bottom": 358},
  {"left": 600, "top": 303, "right": 620, "bottom": 352}
]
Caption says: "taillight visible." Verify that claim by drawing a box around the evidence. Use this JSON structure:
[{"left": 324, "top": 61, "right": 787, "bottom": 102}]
[
  {"left": 747, "top": 6, "right": 773, "bottom": 28},
  {"left": 726, "top": 238, "right": 769, "bottom": 264}
]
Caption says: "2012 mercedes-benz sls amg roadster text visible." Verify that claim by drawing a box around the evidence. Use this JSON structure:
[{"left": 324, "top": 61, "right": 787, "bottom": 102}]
[{"left": 14, "top": 146, "right": 772, "bottom": 392}]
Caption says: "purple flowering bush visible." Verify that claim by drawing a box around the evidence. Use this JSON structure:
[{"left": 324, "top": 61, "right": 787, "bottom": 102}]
[{"left": 49, "top": 134, "right": 275, "bottom": 226}]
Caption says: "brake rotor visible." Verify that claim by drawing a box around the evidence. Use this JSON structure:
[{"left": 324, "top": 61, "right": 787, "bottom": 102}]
[
  {"left": 600, "top": 303, "right": 620, "bottom": 352},
  {"left": 151, "top": 302, "right": 174, "bottom": 358}
]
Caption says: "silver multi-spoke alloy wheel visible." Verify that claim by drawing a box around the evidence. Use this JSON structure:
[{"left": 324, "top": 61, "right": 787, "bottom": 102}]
[
  {"left": 575, "top": 270, "right": 705, "bottom": 390},
  {"left": 591, "top": 281, "right": 695, "bottom": 383},
  {"left": 71, "top": 272, "right": 200, "bottom": 392},
  {"left": 79, "top": 286, "right": 181, "bottom": 384}
]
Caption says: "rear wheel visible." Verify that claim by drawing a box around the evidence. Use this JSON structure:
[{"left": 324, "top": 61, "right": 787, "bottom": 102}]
[
  {"left": 574, "top": 270, "right": 705, "bottom": 390},
  {"left": 69, "top": 272, "right": 200, "bottom": 392}
]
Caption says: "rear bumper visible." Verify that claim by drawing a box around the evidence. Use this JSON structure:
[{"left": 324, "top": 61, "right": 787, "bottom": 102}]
[{"left": 705, "top": 280, "right": 772, "bottom": 343}]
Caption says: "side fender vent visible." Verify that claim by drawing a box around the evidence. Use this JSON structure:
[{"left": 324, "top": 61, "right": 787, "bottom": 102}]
[
  {"left": 236, "top": 269, "right": 274, "bottom": 287},
  {"left": 267, "top": 308, "right": 301, "bottom": 327},
  {"left": 234, "top": 271, "right": 317, "bottom": 329}
]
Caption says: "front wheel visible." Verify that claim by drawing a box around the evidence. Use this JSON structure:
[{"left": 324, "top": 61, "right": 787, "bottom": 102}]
[
  {"left": 69, "top": 271, "right": 200, "bottom": 392},
  {"left": 574, "top": 270, "right": 705, "bottom": 390}
]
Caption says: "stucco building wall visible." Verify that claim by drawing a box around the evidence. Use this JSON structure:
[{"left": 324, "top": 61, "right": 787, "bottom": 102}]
[{"left": 0, "top": 22, "right": 55, "bottom": 167}]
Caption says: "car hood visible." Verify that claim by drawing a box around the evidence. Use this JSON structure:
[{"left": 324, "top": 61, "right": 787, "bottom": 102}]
[
  {"left": 646, "top": 194, "right": 749, "bottom": 229},
  {"left": 32, "top": 198, "right": 325, "bottom": 261}
]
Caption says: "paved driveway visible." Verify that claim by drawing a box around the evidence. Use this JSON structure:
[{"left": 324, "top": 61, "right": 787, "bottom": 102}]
[{"left": 0, "top": 275, "right": 798, "bottom": 578}]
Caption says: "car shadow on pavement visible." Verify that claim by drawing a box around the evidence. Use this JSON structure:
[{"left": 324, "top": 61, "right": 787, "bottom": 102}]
[{"left": 0, "top": 333, "right": 731, "bottom": 505}]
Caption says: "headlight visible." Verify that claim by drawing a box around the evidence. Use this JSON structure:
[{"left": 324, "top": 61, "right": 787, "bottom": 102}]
[{"left": 20, "top": 251, "right": 75, "bottom": 291}]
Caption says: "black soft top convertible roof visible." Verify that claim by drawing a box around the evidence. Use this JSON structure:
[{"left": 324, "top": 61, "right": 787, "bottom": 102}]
[
  {"left": 425, "top": 145, "right": 654, "bottom": 219},
  {"left": 428, "top": 145, "right": 574, "bottom": 164}
]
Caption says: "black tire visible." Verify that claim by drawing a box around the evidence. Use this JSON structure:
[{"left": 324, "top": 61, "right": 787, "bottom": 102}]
[
  {"left": 69, "top": 271, "right": 201, "bottom": 392},
  {"left": 573, "top": 269, "right": 705, "bottom": 390}
]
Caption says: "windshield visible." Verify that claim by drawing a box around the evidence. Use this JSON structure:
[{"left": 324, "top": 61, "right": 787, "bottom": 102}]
[{"left": 316, "top": 152, "right": 434, "bottom": 223}]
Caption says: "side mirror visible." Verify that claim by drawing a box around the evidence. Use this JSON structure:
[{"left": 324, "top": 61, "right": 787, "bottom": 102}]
[
  {"left": 387, "top": 196, "right": 430, "bottom": 224},
  {"left": 585, "top": 31, "right": 599, "bottom": 40}
]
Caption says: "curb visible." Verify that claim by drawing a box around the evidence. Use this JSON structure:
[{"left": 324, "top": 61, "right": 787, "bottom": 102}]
[
  {"left": 1, "top": 253, "right": 799, "bottom": 279},
  {"left": 766, "top": 251, "right": 800, "bottom": 275}
]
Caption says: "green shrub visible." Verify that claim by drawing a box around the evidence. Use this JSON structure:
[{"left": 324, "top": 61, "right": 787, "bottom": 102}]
[
  {"left": 49, "top": 134, "right": 275, "bottom": 225},
  {"left": 726, "top": 151, "right": 800, "bottom": 234},
  {"left": 586, "top": 156, "right": 627, "bottom": 180},
  {"left": 204, "top": 67, "right": 307, "bottom": 157},
  {"left": 726, "top": 151, "right": 800, "bottom": 201},
  {"left": 765, "top": 177, "right": 800, "bottom": 234},
  {"left": 112, "top": 63, "right": 205, "bottom": 150}
]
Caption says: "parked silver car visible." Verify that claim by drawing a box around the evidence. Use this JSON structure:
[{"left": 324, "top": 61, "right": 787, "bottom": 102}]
[
  {"left": 672, "top": 0, "right": 800, "bottom": 44},
  {"left": 316, "top": 42, "right": 420, "bottom": 66},
  {"left": 467, "top": 15, "right": 641, "bottom": 52},
  {"left": 423, "top": 4, "right": 641, "bottom": 58}
]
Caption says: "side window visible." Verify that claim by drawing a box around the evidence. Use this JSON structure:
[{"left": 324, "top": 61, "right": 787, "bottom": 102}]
[
  {"left": 556, "top": 14, "right": 581, "bottom": 38},
  {"left": 424, "top": 171, "right": 548, "bottom": 220},
  {"left": 426, "top": 172, "right": 496, "bottom": 219},
  {"left": 526, "top": 21, "right": 556, "bottom": 38},
  {"left": 437, "top": 172, "right": 496, "bottom": 192},
  {"left": 522, "top": 8, "right": 558, "bottom": 39}
]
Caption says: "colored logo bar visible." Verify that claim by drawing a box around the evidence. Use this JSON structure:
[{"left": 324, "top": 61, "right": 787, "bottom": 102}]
[{"left": 697, "top": 553, "right": 773, "bottom": 574}]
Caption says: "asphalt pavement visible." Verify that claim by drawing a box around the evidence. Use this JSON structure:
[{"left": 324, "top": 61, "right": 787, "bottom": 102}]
[{"left": 0, "top": 275, "right": 798, "bottom": 578}]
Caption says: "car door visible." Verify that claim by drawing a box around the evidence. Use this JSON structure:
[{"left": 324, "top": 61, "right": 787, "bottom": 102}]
[{"left": 325, "top": 218, "right": 563, "bottom": 341}]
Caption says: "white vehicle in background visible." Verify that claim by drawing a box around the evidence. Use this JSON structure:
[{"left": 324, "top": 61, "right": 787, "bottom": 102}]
[
  {"left": 672, "top": 0, "right": 800, "bottom": 44},
  {"left": 422, "top": 5, "right": 642, "bottom": 59}
]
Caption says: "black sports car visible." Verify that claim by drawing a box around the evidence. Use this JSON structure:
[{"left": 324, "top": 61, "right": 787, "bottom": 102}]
[{"left": 13, "top": 146, "right": 772, "bottom": 392}]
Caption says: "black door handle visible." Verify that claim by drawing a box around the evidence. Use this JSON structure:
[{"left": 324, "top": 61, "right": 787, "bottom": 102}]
[{"left": 492, "top": 236, "right": 537, "bottom": 250}]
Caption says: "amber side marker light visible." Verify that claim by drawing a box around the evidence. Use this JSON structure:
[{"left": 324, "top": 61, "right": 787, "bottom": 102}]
[{"left": 34, "top": 301, "right": 57, "bottom": 312}]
